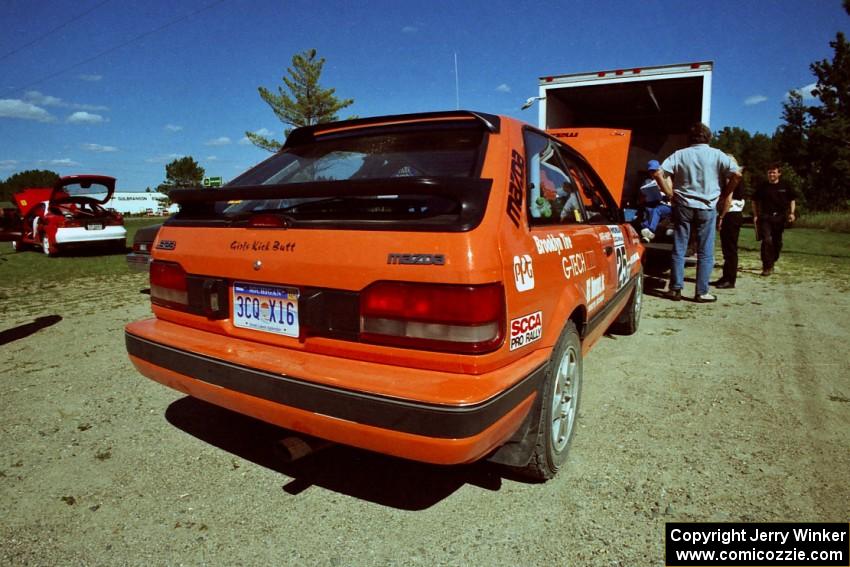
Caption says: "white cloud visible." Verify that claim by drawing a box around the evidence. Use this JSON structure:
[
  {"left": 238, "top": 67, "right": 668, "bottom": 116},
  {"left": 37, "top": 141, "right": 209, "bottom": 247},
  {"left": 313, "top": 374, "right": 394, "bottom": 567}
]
[
  {"left": 24, "top": 91, "right": 63, "bottom": 106},
  {"left": 0, "top": 99, "right": 55, "bottom": 122},
  {"left": 0, "top": 159, "right": 18, "bottom": 170},
  {"left": 164, "top": 124, "right": 183, "bottom": 132},
  {"left": 205, "top": 136, "right": 231, "bottom": 146},
  {"left": 402, "top": 25, "right": 417, "bottom": 33},
  {"left": 24, "top": 90, "right": 108, "bottom": 112},
  {"left": 79, "top": 74, "right": 103, "bottom": 82},
  {"left": 496, "top": 83, "right": 511, "bottom": 93},
  {"left": 146, "top": 153, "right": 185, "bottom": 164},
  {"left": 67, "top": 111, "right": 107, "bottom": 124},
  {"left": 239, "top": 127, "right": 274, "bottom": 144},
  {"left": 83, "top": 143, "right": 118, "bottom": 153},
  {"left": 49, "top": 158, "right": 80, "bottom": 167},
  {"left": 744, "top": 95, "right": 768, "bottom": 106},
  {"left": 206, "top": 155, "right": 219, "bottom": 161},
  {"left": 794, "top": 83, "right": 818, "bottom": 100}
]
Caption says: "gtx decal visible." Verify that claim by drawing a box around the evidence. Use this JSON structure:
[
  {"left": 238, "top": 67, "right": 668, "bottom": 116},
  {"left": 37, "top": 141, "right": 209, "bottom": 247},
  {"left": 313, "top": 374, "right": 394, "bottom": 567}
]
[
  {"left": 506, "top": 149, "right": 525, "bottom": 228},
  {"left": 156, "top": 239, "right": 176, "bottom": 250}
]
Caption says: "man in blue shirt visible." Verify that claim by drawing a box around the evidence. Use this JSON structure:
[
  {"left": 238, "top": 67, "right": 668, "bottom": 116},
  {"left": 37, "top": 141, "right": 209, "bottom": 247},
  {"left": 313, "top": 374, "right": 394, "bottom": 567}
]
[{"left": 653, "top": 123, "right": 741, "bottom": 302}]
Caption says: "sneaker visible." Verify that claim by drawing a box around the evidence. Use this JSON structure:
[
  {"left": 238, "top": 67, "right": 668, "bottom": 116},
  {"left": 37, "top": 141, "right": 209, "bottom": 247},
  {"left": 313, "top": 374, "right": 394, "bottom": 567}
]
[
  {"left": 640, "top": 228, "right": 655, "bottom": 242},
  {"left": 709, "top": 279, "right": 727, "bottom": 286},
  {"left": 714, "top": 281, "right": 735, "bottom": 289},
  {"left": 694, "top": 292, "right": 717, "bottom": 303},
  {"left": 760, "top": 268, "right": 773, "bottom": 277},
  {"left": 664, "top": 289, "right": 682, "bottom": 301}
]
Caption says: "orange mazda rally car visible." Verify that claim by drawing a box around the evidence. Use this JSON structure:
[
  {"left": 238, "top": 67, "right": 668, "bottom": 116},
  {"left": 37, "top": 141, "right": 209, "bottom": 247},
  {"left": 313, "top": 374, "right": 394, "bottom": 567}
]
[{"left": 125, "top": 111, "right": 643, "bottom": 480}]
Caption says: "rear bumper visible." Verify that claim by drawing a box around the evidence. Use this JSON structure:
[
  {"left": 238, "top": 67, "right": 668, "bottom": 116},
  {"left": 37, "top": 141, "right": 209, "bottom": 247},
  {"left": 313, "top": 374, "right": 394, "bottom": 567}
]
[
  {"left": 125, "top": 321, "right": 545, "bottom": 464},
  {"left": 55, "top": 225, "right": 126, "bottom": 244}
]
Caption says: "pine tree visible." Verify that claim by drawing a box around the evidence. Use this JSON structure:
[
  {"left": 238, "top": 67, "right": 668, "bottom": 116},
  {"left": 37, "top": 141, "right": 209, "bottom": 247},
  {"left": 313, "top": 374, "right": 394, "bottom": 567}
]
[
  {"left": 246, "top": 49, "right": 354, "bottom": 152},
  {"left": 156, "top": 156, "right": 205, "bottom": 203},
  {"left": 807, "top": 31, "right": 850, "bottom": 209},
  {"left": 774, "top": 90, "right": 809, "bottom": 178}
]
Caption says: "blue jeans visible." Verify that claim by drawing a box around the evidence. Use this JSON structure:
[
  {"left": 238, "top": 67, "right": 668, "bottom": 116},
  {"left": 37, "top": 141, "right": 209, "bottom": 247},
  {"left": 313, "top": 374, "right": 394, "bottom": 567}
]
[
  {"left": 670, "top": 205, "right": 716, "bottom": 296},
  {"left": 643, "top": 203, "right": 672, "bottom": 232}
]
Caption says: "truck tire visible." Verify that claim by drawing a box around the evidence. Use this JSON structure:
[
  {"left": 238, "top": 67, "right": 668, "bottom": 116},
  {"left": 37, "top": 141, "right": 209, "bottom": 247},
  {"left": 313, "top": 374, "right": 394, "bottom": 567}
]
[
  {"left": 519, "top": 320, "right": 582, "bottom": 481},
  {"left": 609, "top": 269, "right": 643, "bottom": 335}
]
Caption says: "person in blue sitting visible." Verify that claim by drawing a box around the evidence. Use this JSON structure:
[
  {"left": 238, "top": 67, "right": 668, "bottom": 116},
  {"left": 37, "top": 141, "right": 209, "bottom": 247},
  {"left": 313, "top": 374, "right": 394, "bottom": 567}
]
[{"left": 639, "top": 160, "right": 672, "bottom": 242}]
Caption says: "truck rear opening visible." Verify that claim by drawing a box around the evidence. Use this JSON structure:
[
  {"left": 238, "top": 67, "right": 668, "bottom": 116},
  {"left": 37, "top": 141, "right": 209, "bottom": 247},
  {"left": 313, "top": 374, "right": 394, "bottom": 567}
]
[{"left": 537, "top": 62, "right": 712, "bottom": 206}]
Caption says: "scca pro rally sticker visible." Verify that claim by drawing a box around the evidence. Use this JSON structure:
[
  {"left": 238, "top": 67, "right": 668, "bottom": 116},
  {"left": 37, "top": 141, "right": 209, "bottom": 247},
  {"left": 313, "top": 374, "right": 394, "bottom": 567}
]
[{"left": 510, "top": 311, "right": 543, "bottom": 351}]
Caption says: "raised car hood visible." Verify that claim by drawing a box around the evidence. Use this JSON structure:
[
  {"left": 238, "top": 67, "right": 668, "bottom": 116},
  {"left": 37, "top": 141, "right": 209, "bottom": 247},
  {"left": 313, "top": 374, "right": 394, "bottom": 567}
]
[
  {"left": 547, "top": 128, "right": 631, "bottom": 207},
  {"left": 13, "top": 188, "right": 53, "bottom": 217},
  {"left": 53, "top": 175, "right": 117, "bottom": 205}
]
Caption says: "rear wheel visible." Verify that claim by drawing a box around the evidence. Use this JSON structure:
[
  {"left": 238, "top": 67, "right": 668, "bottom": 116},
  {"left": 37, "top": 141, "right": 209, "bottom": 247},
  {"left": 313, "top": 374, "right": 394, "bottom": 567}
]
[
  {"left": 609, "top": 269, "right": 643, "bottom": 335},
  {"left": 519, "top": 320, "right": 582, "bottom": 481},
  {"left": 11, "top": 240, "right": 25, "bottom": 252}
]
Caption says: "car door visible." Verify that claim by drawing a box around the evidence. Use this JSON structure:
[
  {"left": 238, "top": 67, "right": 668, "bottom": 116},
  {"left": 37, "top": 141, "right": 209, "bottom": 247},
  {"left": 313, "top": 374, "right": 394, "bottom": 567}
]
[
  {"left": 559, "top": 152, "right": 629, "bottom": 310},
  {"left": 522, "top": 130, "right": 611, "bottom": 318}
]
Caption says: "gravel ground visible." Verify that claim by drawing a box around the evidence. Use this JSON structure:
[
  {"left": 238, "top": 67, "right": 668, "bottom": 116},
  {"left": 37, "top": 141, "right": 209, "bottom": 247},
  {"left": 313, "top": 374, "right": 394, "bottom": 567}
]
[{"left": 1, "top": 262, "right": 848, "bottom": 566}]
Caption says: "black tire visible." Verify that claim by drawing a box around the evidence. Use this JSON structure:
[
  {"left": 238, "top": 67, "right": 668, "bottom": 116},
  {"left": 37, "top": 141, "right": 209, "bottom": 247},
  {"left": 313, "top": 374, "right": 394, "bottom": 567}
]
[
  {"left": 11, "top": 240, "right": 25, "bottom": 252},
  {"left": 609, "top": 269, "right": 643, "bottom": 335},
  {"left": 519, "top": 320, "right": 582, "bottom": 481}
]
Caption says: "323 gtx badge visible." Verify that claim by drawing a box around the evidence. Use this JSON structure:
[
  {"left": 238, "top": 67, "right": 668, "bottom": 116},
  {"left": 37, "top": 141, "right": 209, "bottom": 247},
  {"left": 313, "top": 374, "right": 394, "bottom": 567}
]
[{"left": 510, "top": 311, "right": 542, "bottom": 351}]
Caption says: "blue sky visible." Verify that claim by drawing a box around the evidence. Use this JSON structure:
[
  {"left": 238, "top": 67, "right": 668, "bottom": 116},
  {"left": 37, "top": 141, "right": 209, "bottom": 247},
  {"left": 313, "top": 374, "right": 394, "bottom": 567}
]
[{"left": 1, "top": 0, "right": 847, "bottom": 190}]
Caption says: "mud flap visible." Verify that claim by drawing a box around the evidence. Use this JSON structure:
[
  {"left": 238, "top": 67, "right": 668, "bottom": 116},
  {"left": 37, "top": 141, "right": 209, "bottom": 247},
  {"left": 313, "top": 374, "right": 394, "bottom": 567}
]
[{"left": 486, "top": 361, "right": 548, "bottom": 467}]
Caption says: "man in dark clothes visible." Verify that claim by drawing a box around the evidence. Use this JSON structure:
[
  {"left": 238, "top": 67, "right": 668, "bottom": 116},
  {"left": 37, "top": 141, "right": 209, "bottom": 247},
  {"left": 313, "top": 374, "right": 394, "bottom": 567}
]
[
  {"left": 752, "top": 163, "right": 796, "bottom": 276},
  {"left": 712, "top": 156, "right": 746, "bottom": 289}
]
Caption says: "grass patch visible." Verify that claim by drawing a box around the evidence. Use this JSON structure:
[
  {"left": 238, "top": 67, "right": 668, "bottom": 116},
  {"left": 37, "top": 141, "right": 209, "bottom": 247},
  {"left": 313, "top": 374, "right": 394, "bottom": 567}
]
[
  {"left": 0, "top": 217, "right": 161, "bottom": 287},
  {"left": 795, "top": 211, "right": 850, "bottom": 233},
  {"left": 736, "top": 225, "right": 850, "bottom": 289}
]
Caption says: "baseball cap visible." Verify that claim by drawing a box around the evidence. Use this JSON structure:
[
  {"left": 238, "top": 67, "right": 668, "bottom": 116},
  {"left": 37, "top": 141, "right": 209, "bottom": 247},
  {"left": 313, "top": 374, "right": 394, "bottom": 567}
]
[{"left": 647, "top": 160, "right": 661, "bottom": 171}]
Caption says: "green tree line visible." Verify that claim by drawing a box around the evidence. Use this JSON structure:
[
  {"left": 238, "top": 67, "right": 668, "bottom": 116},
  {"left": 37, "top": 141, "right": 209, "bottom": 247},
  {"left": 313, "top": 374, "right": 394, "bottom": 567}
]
[{"left": 715, "top": 2, "right": 849, "bottom": 211}]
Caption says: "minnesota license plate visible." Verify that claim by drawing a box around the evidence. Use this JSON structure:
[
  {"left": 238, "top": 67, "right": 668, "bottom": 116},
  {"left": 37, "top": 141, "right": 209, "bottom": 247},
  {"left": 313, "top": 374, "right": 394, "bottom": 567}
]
[
  {"left": 232, "top": 282, "right": 299, "bottom": 337},
  {"left": 87, "top": 223, "right": 103, "bottom": 230}
]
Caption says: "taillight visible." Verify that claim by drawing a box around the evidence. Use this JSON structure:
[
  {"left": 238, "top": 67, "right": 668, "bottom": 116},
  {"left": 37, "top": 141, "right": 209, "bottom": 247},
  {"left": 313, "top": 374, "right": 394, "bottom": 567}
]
[
  {"left": 150, "top": 260, "right": 189, "bottom": 310},
  {"left": 360, "top": 282, "right": 505, "bottom": 353}
]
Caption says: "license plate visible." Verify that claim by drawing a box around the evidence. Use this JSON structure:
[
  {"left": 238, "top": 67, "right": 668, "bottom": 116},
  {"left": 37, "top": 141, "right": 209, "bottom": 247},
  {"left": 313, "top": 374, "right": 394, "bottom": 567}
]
[
  {"left": 232, "top": 282, "right": 299, "bottom": 338},
  {"left": 87, "top": 223, "right": 103, "bottom": 230}
]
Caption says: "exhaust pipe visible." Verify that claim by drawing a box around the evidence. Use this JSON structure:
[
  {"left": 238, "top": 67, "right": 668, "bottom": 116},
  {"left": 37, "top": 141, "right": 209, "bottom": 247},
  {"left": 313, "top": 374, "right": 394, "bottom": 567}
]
[{"left": 275, "top": 435, "right": 332, "bottom": 463}]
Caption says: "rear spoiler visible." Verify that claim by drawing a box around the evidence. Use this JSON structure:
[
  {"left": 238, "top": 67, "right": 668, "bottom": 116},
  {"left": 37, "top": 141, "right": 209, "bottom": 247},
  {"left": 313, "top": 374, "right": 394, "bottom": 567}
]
[{"left": 284, "top": 110, "right": 501, "bottom": 148}]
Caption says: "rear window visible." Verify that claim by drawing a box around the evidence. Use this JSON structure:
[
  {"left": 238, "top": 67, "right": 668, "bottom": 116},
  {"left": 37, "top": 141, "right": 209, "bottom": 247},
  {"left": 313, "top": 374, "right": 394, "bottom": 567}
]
[
  {"left": 178, "top": 124, "right": 491, "bottom": 231},
  {"left": 233, "top": 127, "right": 483, "bottom": 186}
]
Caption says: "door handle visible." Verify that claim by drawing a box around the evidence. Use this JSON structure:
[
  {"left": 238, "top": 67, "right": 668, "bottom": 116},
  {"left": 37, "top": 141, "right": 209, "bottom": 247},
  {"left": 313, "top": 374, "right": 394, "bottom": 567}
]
[{"left": 604, "top": 246, "right": 614, "bottom": 256}]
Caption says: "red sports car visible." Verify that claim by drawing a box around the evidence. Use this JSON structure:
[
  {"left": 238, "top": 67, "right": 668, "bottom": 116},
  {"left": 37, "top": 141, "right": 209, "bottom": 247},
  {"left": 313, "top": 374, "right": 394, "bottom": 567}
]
[{"left": 1, "top": 175, "right": 126, "bottom": 255}]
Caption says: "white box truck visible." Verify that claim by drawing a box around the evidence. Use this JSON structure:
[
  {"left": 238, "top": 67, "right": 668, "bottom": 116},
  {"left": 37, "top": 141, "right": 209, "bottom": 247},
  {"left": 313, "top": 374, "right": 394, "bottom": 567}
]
[{"left": 532, "top": 61, "right": 713, "bottom": 258}]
